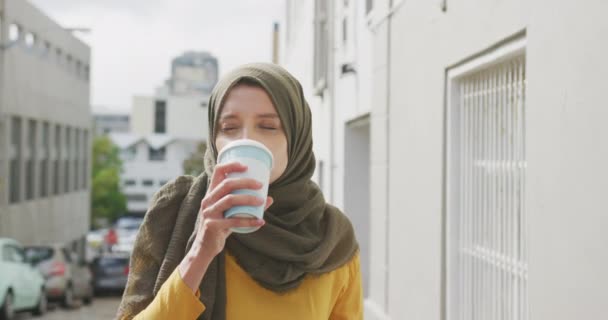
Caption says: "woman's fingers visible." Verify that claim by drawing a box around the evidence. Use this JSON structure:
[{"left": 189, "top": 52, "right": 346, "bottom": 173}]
[
  {"left": 202, "top": 177, "right": 262, "bottom": 209},
  {"left": 202, "top": 194, "right": 265, "bottom": 219},
  {"left": 264, "top": 196, "right": 274, "bottom": 211},
  {"left": 208, "top": 162, "right": 248, "bottom": 191}
]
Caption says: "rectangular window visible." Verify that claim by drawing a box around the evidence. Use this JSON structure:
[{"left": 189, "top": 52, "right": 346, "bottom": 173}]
[
  {"left": 74, "top": 128, "right": 80, "bottom": 189},
  {"left": 154, "top": 100, "right": 167, "bottom": 134},
  {"left": 9, "top": 117, "right": 22, "bottom": 204},
  {"left": 446, "top": 37, "right": 528, "bottom": 320},
  {"left": 124, "top": 180, "right": 136, "bottom": 187},
  {"left": 26, "top": 120, "right": 36, "bottom": 200},
  {"left": 142, "top": 179, "right": 154, "bottom": 187},
  {"left": 126, "top": 194, "right": 147, "bottom": 202},
  {"left": 40, "top": 122, "right": 49, "bottom": 197},
  {"left": 313, "top": 0, "right": 329, "bottom": 94},
  {"left": 64, "top": 127, "right": 71, "bottom": 193},
  {"left": 366, "top": 0, "right": 373, "bottom": 14},
  {"left": 149, "top": 146, "right": 166, "bottom": 161},
  {"left": 54, "top": 125, "right": 61, "bottom": 195},
  {"left": 317, "top": 160, "right": 324, "bottom": 191},
  {"left": 82, "top": 130, "right": 89, "bottom": 189}
]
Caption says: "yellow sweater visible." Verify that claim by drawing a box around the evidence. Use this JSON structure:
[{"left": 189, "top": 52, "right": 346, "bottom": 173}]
[{"left": 132, "top": 252, "right": 363, "bottom": 319}]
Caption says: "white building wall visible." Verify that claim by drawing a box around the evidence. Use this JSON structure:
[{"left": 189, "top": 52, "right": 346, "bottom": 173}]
[
  {"left": 116, "top": 137, "right": 197, "bottom": 214},
  {"left": 0, "top": 0, "right": 91, "bottom": 246},
  {"left": 526, "top": 1, "right": 608, "bottom": 318},
  {"left": 132, "top": 95, "right": 208, "bottom": 140},
  {"left": 166, "top": 96, "right": 208, "bottom": 140},
  {"left": 131, "top": 96, "right": 155, "bottom": 135},
  {"left": 381, "top": 0, "right": 608, "bottom": 319}
]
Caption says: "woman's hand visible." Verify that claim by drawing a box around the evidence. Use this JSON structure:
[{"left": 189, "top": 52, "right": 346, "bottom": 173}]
[
  {"left": 179, "top": 162, "right": 273, "bottom": 292},
  {"left": 195, "top": 161, "right": 273, "bottom": 256}
]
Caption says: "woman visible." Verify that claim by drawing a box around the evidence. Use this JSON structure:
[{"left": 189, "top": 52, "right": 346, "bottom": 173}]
[{"left": 117, "top": 63, "right": 362, "bottom": 319}]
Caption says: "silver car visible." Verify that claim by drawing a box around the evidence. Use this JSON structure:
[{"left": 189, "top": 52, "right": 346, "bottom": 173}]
[{"left": 24, "top": 244, "right": 94, "bottom": 308}]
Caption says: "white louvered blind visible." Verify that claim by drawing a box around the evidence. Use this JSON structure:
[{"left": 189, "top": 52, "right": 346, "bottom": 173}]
[{"left": 447, "top": 46, "right": 528, "bottom": 320}]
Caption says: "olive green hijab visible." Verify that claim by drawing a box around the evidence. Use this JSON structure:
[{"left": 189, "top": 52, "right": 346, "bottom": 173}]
[{"left": 117, "top": 63, "right": 358, "bottom": 320}]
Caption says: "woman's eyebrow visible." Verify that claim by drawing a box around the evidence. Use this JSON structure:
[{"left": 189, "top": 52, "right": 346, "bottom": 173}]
[
  {"left": 257, "top": 113, "right": 279, "bottom": 119},
  {"left": 219, "top": 113, "right": 239, "bottom": 121}
]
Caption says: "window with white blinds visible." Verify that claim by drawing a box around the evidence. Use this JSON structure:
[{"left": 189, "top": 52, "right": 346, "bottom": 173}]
[{"left": 446, "top": 37, "right": 529, "bottom": 320}]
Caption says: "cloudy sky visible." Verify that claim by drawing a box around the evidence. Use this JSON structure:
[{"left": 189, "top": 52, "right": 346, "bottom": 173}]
[{"left": 30, "top": 0, "right": 284, "bottom": 112}]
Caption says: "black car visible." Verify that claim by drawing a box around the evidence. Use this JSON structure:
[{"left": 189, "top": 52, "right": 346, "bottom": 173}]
[{"left": 91, "top": 254, "right": 130, "bottom": 294}]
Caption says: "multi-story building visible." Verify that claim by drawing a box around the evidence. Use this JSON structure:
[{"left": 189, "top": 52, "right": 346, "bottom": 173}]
[
  {"left": 93, "top": 107, "right": 130, "bottom": 136},
  {"left": 164, "top": 51, "right": 219, "bottom": 96},
  {"left": 110, "top": 53, "right": 216, "bottom": 215},
  {"left": 281, "top": 0, "right": 608, "bottom": 319},
  {"left": 109, "top": 132, "right": 199, "bottom": 215},
  {"left": 0, "top": 0, "right": 92, "bottom": 246}
]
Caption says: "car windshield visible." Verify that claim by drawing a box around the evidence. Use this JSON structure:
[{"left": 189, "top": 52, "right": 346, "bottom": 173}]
[
  {"left": 115, "top": 217, "right": 143, "bottom": 230},
  {"left": 24, "top": 247, "right": 54, "bottom": 264},
  {"left": 98, "top": 257, "right": 129, "bottom": 267}
]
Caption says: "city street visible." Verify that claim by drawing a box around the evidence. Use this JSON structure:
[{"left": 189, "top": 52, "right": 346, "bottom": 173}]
[{"left": 15, "top": 296, "right": 121, "bottom": 320}]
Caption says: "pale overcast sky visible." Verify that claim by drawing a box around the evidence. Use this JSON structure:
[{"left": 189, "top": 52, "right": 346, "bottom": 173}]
[{"left": 30, "top": 0, "right": 285, "bottom": 112}]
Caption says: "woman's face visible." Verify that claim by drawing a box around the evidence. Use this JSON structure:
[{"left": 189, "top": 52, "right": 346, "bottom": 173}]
[{"left": 216, "top": 84, "right": 288, "bottom": 184}]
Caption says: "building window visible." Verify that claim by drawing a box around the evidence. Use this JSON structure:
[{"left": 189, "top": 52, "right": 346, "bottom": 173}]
[
  {"left": 149, "top": 146, "right": 166, "bottom": 161},
  {"left": 9, "top": 117, "right": 22, "bottom": 204},
  {"left": 154, "top": 100, "right": 167, "bottom": 134},
  {"left": 126, "top": 194, "right": 147, "bottom": 202},
  {"left": 54, "top": 125, "right": 61, "bottom": 195},
  {"left": 25, "top": 32, "right": 36, "bottom": 47},
  {"left": 26, "top": 120, "right": 36, "bottom": 200},
  {"left": 9, "top": 24, "right": 20, "bottom": 42},
  {"left": 82, "top": 130, "right": 89, "bottom": 189},
  {"left": 313, "top": 0, "right": 329, "bottom": 94},
  {"left": 121, "top": 146, "right": 136, "bottom": 162},
  {"left": 142, "top": 179, "right": 154, "bottom": 187},
  {"left": 74, "top": 129, "right": 80, "bottom": 189},
  {"left": 446, "top": 38, "right": 528, "bottom": 320},
  {"left": 317, "top": 160, "right": 324, "bottom": 191},
  {"left": 124, "top": 180, "right": 136, "bottom": 187},
  {"left": 366, "top": 0, "right": 373, "bottom": 14},
  {"left": 64, "top": 127, "right": 71, "bottom": 193},
  {"left": 40, "top": 122, "right": 49, "bottom": 197}
]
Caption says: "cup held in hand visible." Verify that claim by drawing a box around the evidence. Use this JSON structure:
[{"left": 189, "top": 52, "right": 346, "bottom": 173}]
[{"left": 217, "top": 139, "right": 273, "bottom": 233}]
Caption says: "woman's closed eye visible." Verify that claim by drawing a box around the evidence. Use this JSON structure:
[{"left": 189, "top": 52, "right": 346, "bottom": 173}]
[{"left": 220, "top": 125, "right": 239, "bottom": 132}]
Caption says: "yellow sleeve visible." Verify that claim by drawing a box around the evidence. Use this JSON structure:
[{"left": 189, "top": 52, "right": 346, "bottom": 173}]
[
  {"left": 132, "top": 268, "right": 206, "bottom": 319},
  {"left": 330, "top": 253, "right": 364, "bottom": 320}
]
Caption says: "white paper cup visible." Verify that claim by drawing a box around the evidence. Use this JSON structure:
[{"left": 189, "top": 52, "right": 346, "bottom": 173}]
[{"left": 217, "top": 139, "right": 273, "bottom": 233}]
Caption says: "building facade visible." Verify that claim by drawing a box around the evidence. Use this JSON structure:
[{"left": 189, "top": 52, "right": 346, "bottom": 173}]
[
  {"left": 114, "top": 52, "right": 216, "bottom": 215},
  {"left": 0, "top": 0, "right": 92, "bottom": 245},
  {"left": 93, "top": 107, "right": 130, "bottom": 136},
  {"left": 281, "top": 0, "right": 608, "bottom": 319},
  {"left": 109, "top": 133, "right": 198, "bottom": 215}
]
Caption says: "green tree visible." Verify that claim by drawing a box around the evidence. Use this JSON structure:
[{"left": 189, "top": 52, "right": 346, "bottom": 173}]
[
  {"left": 91, "top": 136, "right": 127, "bottom": 228},
  {"left": 183, "top": 141, "right": 207, "bottom": 176}
]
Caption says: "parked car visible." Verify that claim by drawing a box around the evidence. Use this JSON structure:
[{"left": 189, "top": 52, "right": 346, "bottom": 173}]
[
  {"left": 0, "top": 238, "right": 47, "bottom": 320},
  {"left": 91, "top": 253, "right": 130, "bottom": 294},
  {"left": 111, "top": 216, "right": 143, "bottom": 254},
  {"left": 24, "top": 244, "right": 94, "bottom": 308}
]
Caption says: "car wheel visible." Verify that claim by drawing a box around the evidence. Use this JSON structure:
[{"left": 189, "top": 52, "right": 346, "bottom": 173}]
[
  {"left": 32, "top": 288, "right": 47, "bottom": 316},
  {"left": 83, "top": 284, "right": 94, "bottom": 305},
  {"left": 62, "top": 285, "right": 75, "bottom": 308},
  {"left": 0, "top": 291, "right": 15, "bottom": 320}
]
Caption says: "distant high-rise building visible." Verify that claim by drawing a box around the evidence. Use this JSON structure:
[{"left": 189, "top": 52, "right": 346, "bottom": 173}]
[{"left": 167, "top": 51, "right": 218, "bottom": 96}]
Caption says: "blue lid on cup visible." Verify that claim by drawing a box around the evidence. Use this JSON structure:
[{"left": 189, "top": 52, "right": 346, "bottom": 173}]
[{"left": 217, "top": 139, "right": 274, "bottom": 169}]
